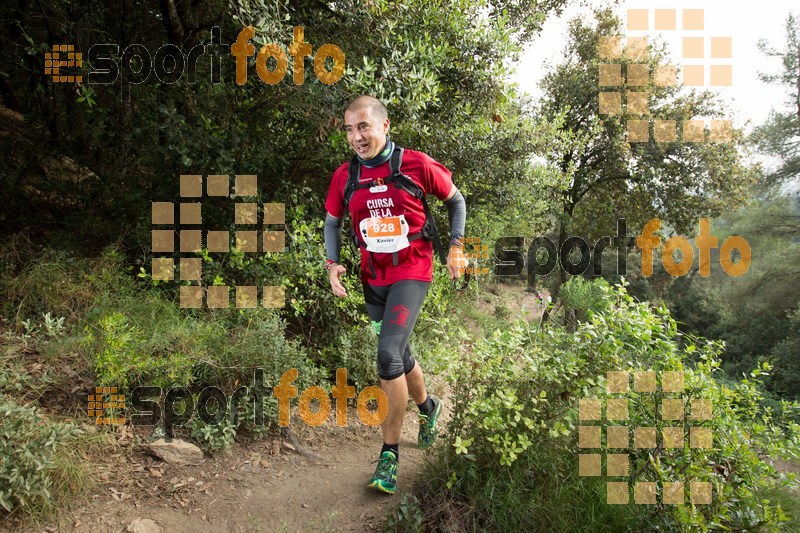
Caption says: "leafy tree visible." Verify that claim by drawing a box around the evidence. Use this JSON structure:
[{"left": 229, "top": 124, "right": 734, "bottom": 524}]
[
  {"left": 535, "top": 9, "right": 754, "bottom": 295},
  {"left": 756, "top": 13, "right": 800, "bottom": 188},
  {"left": 0, "top": 0, "right": 571, "bottom": 250}
]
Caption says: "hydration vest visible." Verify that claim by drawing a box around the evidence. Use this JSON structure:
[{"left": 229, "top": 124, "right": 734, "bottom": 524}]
[{"left": 343, "top": 146, "right": 447, "bottom": 278}]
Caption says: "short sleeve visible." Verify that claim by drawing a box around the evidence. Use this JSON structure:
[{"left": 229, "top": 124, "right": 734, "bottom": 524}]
[
  {"left": 417, "top": 151, "right": 454, "bottom": 201},
  {"left": 324, "top": 164, "right": 348, "bottom": 218}
]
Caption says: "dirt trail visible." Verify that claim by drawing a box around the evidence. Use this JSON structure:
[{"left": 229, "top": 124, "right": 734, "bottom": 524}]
[{"left": 45, "top": 406, "right": 437, "bottom": 533}]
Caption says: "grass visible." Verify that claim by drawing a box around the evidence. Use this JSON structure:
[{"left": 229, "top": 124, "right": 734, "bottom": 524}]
[
  {"left": 407, "top": 444, "right": 646, "bottom": 532},
  {"left": 758, "top": 483, "right": 800, "bottom": 531}
]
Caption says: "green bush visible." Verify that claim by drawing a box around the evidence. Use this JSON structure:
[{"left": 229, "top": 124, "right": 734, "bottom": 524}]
[
  {"left": 90, "top": 311, "right": 195, "bottom": 390},
  {"left": 559, "top": 275, "right": 611, "bottom": 320},
  {"left": 0, "top": 396, "right": 79, "bottom": 514},
  {"left": 0, "top": 244, "right": 134, "bottom": 322},
  {"left": 407, "top": 281, "right": 800, "bottom": 531}
]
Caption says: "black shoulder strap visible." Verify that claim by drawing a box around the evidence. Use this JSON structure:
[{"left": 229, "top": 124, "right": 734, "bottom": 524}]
[
  {"left": 389, "top": 146, "right": 447, "bottom": 266},
  {"left": 344, "top": 156, "right": 361, "bottom": 211}
]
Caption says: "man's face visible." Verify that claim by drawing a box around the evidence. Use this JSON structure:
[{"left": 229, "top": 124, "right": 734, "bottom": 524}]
[{"left": 344, "top": 107, "right": 390, "bottom": 160}]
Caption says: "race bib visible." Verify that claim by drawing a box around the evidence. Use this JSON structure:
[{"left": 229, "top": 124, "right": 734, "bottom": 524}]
[{"left": 359, "top": 215, "right": 410, "bottom": 253}]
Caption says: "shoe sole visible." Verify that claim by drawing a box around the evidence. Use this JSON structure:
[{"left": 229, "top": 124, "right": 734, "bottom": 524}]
[
  {"left": 418, "top": 397, "right": 443, "bottom": 449},
  {"left": 368, "top": 479, "right": 396, "bottom": 494}
]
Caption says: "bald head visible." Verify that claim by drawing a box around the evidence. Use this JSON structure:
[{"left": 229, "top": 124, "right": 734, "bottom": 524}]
[{"left": 345, "top": 95, "right": 388, "bottom": 122}]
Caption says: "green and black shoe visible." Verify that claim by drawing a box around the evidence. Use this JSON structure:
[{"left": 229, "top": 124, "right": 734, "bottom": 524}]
[
  {"left": 368, "top": 450, "right": 398, "bottom": 494},
  {"left": 418, "top": 396, "right": 443, "bottom": 449}
]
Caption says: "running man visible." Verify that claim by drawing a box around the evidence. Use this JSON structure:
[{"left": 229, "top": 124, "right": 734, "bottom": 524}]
[{"left": 323, "top": 95, "right": 467, "bottom": 494}]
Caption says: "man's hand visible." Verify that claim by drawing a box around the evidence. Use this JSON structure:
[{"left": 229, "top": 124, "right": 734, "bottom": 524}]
[
  {"left": 328, "top": 263, "right": 348, "bottom": 298},
  {"left": 447, "top": 245, "right": 468, "bottom": 280}
]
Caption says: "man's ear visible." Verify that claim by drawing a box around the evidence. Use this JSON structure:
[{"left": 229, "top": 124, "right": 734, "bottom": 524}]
[{"left": 383, "top": 118, "right": 391, "bottom": 134}]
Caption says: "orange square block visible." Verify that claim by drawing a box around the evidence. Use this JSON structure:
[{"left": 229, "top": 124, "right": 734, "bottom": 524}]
[
  {"left": 690, "top": 427, "right": 713, "bottom": 448},
  {"left": 180, "top": 203, "right": 202, "bottom": 225},
  {"left": 579, "top": 426, "right": 601, "bottom": 448},
  {"left": 599, "top": 64, "right": 622, "bottom": 87},
  {"left": 599, "top": 92, "right": 622, "bottom": 115},
  {"left": 627, "top": 92, "right": 649, "bottom": 115},
  {"left": 655, "top": 9, "right": 676, "bottom": 30},
  {"left": 207, "top": 175, "right": 229, "bottom": 196},
  {"left": 235, "top": 203, "right": 258, "bottom": 225},
  {"left": 180, "top": 258, "right": 201, "bottom": 281},
  {"left": 654, "top": 120, "right": 677, "bottom": 143},
  {"left": 711, "top": 37, "right": 733, "bottom": 58},
  {"left": 607, "top": 482, "right": 628, "bottom": 504},
  {"left": 606, "top": 425, "right": 629, "bottom": 448},
  {"left": 662, "top": 371, "right": 684, "bottom": 392},
  {"left": 627, "top": 9, "right": 648, "bottom": 31},
  {"left": 579, "top": 453, "right": 601, "bottom": 476},
  {"left": 683, "top": 65, "right": 706, "bottom": 87},
  {"left": 662, "top": 427, "right": 684, "bottom": 448},
  {"left": 691, "top": 399, "right": 712, "bottom": 421},
  {"left": 683, "top": 37, "right": 704, "bottom": 58},
  {"left": 634, "top": 427, "right": 656, "bottom": 448},
  {"left": 207, "top": 231, "right": 230, "bottom": 252},
  {"left": 152, "top": 258, "right": 174, "bottom": 281},
  {"left": 262, "top": 286, "right": 285, "bottom": 308},
  {"left": 607, "top": 398, "right": 628, "bottom": 420},
  {"left": 180, "top": 286, "right": 203, "bottom": 308},
  {"left": 683, "top": 9, "right": 704, "bottom": 31},
  {"left": 599, "top": 36, "right": 622, "bottom": 59},
  {"left": 263, "top": 231, "right": 286, "bottom": 252},
  {"left": 235, "top": 174, "right": 258, "bottom": 197},
  {"left": 180, "top": 175, "right": 202, "bottom": 197},
  {"left": 236, "top": 286, "right": 258, "bottom": 308},
  {"left": 607, "top": 454, "right": 629, "bottom": 476},
  {"left": 207, "top": 286, "right": 229, "bottom": 309},
  {"left": 626, "top": 63, "right": 648, "bottom": 87},
  {"left": 180, "top": 230, "right": 202, "bottom": 252},
  {"left": 710, "top": 65, "right": 732, "bottom": 86},
  {"left": 151, "top": 202, "right": 174, "bottom": 225},
  {"left": 710, "top": 120, "right": 733, "bottom": 142},
  {"left": 264, "top": 203, "right": 286, "bottom": 225},
  {"left": 151, "top": 230, "right": 174, "bottom": 253},
  {"left": 634, "top": 482, "right": 656, "bottom": 504},
  {"left": 664, "top": 481, "right": 684, "bottom": 504},
  {"left": 627, "top": 120, "right": 649, "bottom": 142},
  {"left": 626, "top": 37, "right": 648, "bottom": 60},
  {"left": 634, "top": 371, "right": 656, "bottom": 392},
  {"left": 682, "top": 120, "right": 705, "bottom": 142},
  {"left": 235, "top": 231, "right": 258, "bottom": 253},
  {"left": 607, "top": 371, "right": 629, "bottom": 393},
  {"left": 690, "top": 481, "right": 712, "bottom": 504},
  {"left": 579, "top": 398, "right": 601, "bottom": 420},
  {"left": 662, "top": 398, "right": 685, "bottom": 420}
]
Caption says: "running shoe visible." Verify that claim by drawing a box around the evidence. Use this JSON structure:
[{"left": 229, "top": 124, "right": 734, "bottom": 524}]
[
  {"left": 418, "top": 395, "right": 443, "bottom": 449},
  {"left": 368, "top": 450, "right": 398, "bottom": 494}
]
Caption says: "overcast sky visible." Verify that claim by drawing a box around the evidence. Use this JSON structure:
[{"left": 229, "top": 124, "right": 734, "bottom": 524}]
[{"left": 509, "top": 0, "right": 798, "bottom": 130}]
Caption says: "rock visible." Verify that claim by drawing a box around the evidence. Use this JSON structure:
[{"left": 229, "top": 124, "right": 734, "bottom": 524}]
[
  {"left": 127, "top": 518, "right": 161, "bottom": 533},
  {"left": 146, "top": 438, "right": 204, "bottom": 465},
  {"left": 259, "top": 459, "right": 270, "bottom": 468},
  {"left": 281, "top": 441, "right": 296, "bottom": 453}
]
